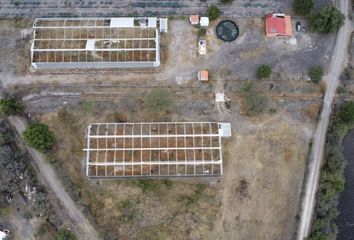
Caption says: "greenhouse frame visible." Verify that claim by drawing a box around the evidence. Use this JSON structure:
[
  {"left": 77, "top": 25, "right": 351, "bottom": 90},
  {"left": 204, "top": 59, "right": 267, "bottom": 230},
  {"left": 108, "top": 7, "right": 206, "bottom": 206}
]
[
  {"left": 31, "top": 17, "right": 167, "bottom": 69},
  {"left": 84, "top": 122, "right": 232, "bottom": 178}
]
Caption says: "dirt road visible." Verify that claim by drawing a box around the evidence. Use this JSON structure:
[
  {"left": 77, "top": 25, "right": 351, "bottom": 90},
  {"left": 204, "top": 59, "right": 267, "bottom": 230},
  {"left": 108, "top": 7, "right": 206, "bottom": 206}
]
[
  {"left": 8, "top": 116, "right": 99, "bottom": 240},
  {"left": 297, "top": 0, "right": 352, "bottom": 239}
]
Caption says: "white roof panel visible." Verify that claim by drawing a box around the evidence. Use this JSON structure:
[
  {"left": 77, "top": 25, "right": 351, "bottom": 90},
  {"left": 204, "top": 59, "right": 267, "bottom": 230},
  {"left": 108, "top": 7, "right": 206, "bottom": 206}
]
[
  {"left": 85, "top": 39, "right": 95, "bottom": 50},
  {"left": 110, "top": 18, "right": 134, "bottom": 28},
  {"left": 160, "top": 18, "right": 168, "bottom": 32},
  {"left": 148, "top": 17, "right": 157, "bottom": 27},
  {"left": 200, "top": 17, "right": 209, "bottom": 27},
  {"left": 219, "top": 123, "right": 232, "bottom": 137}
]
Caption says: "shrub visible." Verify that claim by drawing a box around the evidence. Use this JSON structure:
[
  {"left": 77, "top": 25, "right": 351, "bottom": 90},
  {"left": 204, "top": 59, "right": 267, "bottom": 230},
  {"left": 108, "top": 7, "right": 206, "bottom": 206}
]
[
  {"left": 23, "top": 122, "right": 55, "bottom": 152},
  {"left": 309, "top": 6, "right": 345, "bottom": 33},
  {"left": 207, "top": 5, "right": 221, "bottom": 21},
  {"left": 119, "top": 199, "right": 138, "bottom": 223},
  {"left": 336, "top": 86, "right": 346, "bottom": 94},
  {"left": 137, "top": 179, "right": 160, "bottom": 193},
  {"left": 257, "top": 64, "right": 272, "bottom": 79},
  {"left": 338, "top": 101, "right": 354, "bottom": 124},
  {"left": 242, "top": 82, "right": 266, "bottom": 116},
  {"left": 55, "top": 228, "right": 77, "bottom": 240},
  {"left": 309, "top": 66, "right": 324, "bottom": 83},
  {"left": 293, "top": 0, "right": 314, "bottom": 16},
  {"left": 0, "top": 98, "right": 23, "bottom": 116},
  {"left": 144, "top": 89, "right": 173, "bottom": 113},
  {"left": 220, "top": 0, "right": 234, "bottom": 4},
  {"left": 198, "top": 27, "right": 207, "bottom": 37}
]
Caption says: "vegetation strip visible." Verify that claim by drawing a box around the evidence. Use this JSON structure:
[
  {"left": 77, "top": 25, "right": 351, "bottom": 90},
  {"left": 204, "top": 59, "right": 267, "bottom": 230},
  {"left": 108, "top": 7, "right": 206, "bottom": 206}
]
[{"left": 308, "top": 101, "right": 354, "bottom": 239}]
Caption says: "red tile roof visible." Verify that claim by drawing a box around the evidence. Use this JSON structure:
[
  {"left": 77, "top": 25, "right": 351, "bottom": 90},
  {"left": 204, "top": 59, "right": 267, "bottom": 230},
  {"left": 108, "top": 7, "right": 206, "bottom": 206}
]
[
  {"left": 265, "top": 13, "right": 292, "bottom": 37},
  {"left": 190, "top": 15, "right": 199, "bottom": 24}
]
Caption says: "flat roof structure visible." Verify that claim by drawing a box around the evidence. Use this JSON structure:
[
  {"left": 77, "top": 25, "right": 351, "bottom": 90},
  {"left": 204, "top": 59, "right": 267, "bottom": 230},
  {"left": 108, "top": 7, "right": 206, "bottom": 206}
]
[
  {"left": 265, "top": 13, "right": 292, "bottom": 37},
  {"left": 190, "top": 15, "right": 199, "bottom": 25},
  {"left": 31, "top": 17, "right": 167, "bottom": 69},
  {"left": 84, "top": 122, "right": 231, "bottom": 178},
  {"left": 198, "top": 70, "right": 208, "bottom": 81}
]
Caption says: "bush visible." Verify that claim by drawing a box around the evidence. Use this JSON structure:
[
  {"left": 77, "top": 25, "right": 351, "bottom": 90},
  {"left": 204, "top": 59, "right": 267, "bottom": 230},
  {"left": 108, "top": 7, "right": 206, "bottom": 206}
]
[
  {"left": 242, "top": 82, "right": 266, "bottom": 116},
  {"left": 293, "top": 0, "right": 314, "bottom": 16},
  {"left": 144, "top": 89, "right": 173, "bottom": 113},
  {"left": 257, "top": 64, "right": 272, "bottom": 79},
  {"left": 55, "top": 228, "right": 77, "bottom": 240},
  {"left": 338, "top": 101, "right": 354, "bottom": 124},
  {"left": 0, "top": 98, "right": 23, "bottom": 116},
  {"left": 23, "top": 122, "right": 55, "bottom": 152},
  {"left": 309, "top": 6, "right": 345, "bottom": 33},
  {"left": 198, "top": 28, "right": 207, "bottom": 37},
  {"left": 119, "top": 199, "right": 138, "bottom": 223},
  {"left": 137, "top": 179, "right": 160, "bottom": 193},
  {"left": 309, "top": 66, "right": 324, "bottom": 83},
  {"left": 207, "top": 5, "right": 221, "bottom": 21},
  {"left": 220, "top": 0, "right": 234, "bottom": 4}
]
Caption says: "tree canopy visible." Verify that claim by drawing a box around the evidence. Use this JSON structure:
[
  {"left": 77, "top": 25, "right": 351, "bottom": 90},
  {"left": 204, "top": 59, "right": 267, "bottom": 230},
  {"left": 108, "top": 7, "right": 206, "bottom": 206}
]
[
  {"left": 309, "top": 6, "right": 345, "bottom": 33},
  {"left": 0, "top": 98, "right": 23, "bottom": 116},
  {"left": 257, "top": 64, "right": 272, "bottom": 79},
  {"left": 309, "top": 66, "right": 324, "bottom": 83},
  {"left": 293, "top": 0, "right": 314, "bottom": 15},
  {"left": 338, "top": 101, "right": 354, "bottom": 124},
  {"left": 23, "top": 122, "right": 55, "bottom": 152},
  {"left": 207, "top": 5, "right": 221, "bottom": 21}
]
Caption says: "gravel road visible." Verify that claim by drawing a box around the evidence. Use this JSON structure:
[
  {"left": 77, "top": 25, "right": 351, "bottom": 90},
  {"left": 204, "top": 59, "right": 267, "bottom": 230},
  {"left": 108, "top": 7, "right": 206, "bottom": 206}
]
[
  {"left": 8, "top": 116, "right": 99, "bottom": 240},
  {"left": 297, "top": 0, "right": 352, "bottom": 239}
]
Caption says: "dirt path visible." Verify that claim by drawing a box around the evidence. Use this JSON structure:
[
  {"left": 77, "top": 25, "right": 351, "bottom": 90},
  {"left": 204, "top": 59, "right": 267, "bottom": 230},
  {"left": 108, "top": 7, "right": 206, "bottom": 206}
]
[
  {"left": 297, "top": 0, "right": 352, "bottom": 239},
  {"left": 8, "top": 116, "right": 99, "bottom": 240}
]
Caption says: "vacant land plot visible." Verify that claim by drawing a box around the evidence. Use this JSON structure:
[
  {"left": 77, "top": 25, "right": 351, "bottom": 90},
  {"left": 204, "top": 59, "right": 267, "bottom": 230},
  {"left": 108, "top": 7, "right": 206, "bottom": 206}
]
[{"left": 34, "top": 91, "right": 318, "bottom": 239}]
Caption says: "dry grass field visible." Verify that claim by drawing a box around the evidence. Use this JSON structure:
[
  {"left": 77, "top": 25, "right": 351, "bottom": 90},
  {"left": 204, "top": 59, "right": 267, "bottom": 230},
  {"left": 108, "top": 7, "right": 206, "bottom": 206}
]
[{"left": 38, "top": 93, "right": 316, "bottom": 239}]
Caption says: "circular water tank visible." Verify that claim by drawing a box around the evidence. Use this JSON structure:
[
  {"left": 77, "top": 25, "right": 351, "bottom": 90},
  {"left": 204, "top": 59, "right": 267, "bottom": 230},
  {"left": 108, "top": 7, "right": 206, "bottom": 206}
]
[{"left": 216, "top": 20, "right": 239, "bottom": 42}]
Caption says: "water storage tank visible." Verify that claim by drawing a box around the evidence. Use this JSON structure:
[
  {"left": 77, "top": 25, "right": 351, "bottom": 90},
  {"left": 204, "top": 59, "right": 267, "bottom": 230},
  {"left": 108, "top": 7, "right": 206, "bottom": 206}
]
[{"left": 216, "top": 20, "right": 239, "bottom": 42}]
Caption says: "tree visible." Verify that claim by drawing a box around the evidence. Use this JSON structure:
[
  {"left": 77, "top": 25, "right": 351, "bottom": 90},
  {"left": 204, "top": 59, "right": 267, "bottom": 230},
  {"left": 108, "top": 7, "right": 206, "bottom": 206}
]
[
  {"left": 257, "top": 64, "right": 272, "bottom": 79},
  {"left": 144, "top": 89, "right": 173, "bottom": 113},
  {"left": 207, "top": 5, "right": 221, "bottom": 21},
  {"left": 55, "top": 228, "right": 77, "bottom": 240},
  {"left": 293, "top": 0, "right": 314, "bottom": 16},
  {"left": 0, "top": 98, "right": 23, "bottom": 116},
  {"left": 309, "top": 66, "right": 324, "bottom": 83},
  {"left": 23, "top": 122, "right": 55, "bottom": 152},
  {"left": 338, "top": 101, "right": 354, "bottom": 124},
  {"left": 309, "top": 6, "right": 345, "bottom": 33}
]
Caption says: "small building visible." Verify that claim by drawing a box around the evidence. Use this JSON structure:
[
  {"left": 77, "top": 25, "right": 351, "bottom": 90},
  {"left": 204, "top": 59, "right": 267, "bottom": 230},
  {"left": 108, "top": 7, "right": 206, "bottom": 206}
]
[
  {"left": 198, "top": 70, "right": 208, "bottom": 81},
  {"left": 215, "top": 91, "right": 226, "bottom": 102},
  {"left": 160, "top": 18, "right": 168, "bottom": 33},
  {"left": 190, "top": 15, "right": 199, "bottom": 25},
  {"left": 200, "top": 17, "right": 209, "bottom": 27},
  {"left": 265, "top": 13, "right": 292, "bottom": 37},
  {"left": 198, "top": 39, "right": 206, "bottom": 55}
]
